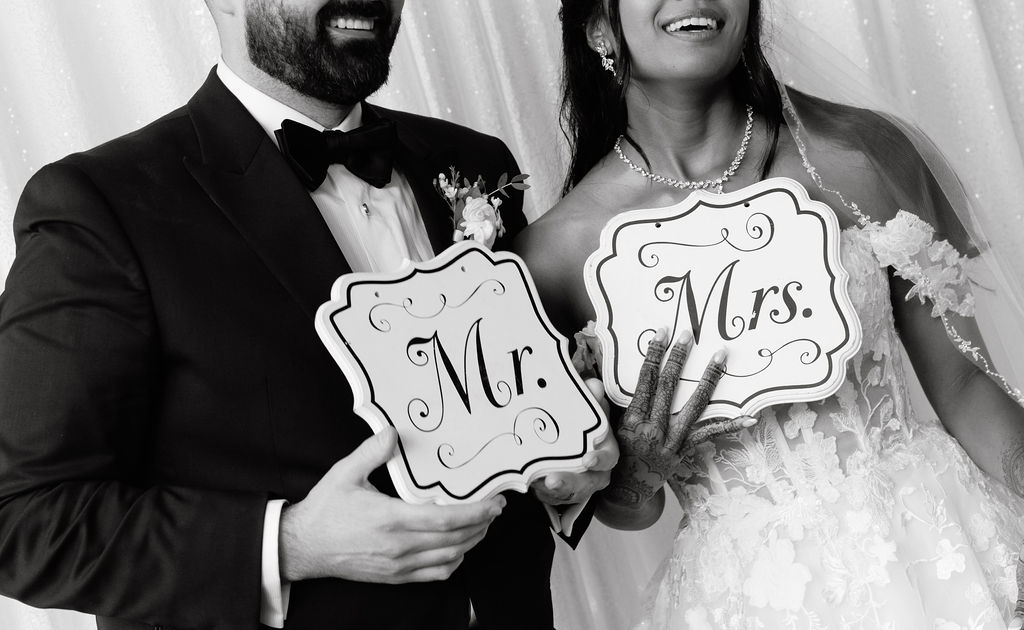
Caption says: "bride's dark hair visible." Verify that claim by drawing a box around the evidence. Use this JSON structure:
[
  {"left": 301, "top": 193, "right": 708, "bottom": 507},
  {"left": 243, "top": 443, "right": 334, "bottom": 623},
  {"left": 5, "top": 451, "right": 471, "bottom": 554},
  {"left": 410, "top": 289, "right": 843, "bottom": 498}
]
[{"left": 558, "top": 0, "right": 784, "bottom": 194}]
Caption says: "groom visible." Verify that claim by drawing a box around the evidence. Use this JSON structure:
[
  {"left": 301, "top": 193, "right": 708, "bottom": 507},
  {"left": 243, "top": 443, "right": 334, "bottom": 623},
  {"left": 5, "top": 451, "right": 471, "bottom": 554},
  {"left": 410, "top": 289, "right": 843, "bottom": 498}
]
[{"left": 0, "top": 1, "right": 614, "bottom": 628}]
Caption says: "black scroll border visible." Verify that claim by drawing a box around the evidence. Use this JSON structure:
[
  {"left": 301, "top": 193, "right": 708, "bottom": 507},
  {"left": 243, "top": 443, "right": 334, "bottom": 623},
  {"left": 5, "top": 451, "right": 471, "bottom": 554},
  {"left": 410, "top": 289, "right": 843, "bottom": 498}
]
[
  {"left": 328, "top": 245, "right": 606, "bottom": 501},
  {"left": 593, "top": 186, "right": 855, "bottom": 410}
]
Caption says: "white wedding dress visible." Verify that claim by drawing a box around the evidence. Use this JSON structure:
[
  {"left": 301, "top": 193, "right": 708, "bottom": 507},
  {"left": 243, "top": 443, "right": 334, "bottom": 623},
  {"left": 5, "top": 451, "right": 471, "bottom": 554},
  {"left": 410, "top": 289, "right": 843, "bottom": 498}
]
[{"left": 635, "top": 211, "right": 1024, "bottom": 629}]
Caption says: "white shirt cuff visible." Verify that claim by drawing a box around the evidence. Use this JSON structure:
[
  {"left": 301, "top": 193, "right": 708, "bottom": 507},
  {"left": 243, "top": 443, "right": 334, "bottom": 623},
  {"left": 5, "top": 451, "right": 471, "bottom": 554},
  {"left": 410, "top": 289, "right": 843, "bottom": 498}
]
[
  {"left": 260, "top": 499, "right": 291, "bottom": 628},
  {"left": 543, "top": 500, "right": 589, "bottom": 537}
]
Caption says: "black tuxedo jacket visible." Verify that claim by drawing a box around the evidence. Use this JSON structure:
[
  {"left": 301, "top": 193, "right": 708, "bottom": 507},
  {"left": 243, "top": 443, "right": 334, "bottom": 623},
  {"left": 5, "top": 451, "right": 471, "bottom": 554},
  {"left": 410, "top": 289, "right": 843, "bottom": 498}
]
[{"left": 0, "top": 69, "right": 569, "bottom": 630}]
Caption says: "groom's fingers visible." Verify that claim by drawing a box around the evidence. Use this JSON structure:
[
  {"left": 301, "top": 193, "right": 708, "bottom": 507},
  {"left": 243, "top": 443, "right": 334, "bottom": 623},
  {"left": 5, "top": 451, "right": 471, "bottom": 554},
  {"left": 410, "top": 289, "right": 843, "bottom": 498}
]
[
  {"left": 582, "top": 434, "right": 620, "bottom": 471},
  {"left": 390, "top": 526, "right": 492, "bottom": 583},
  {"left": 532, "top": 468, "right": 611, "bottom": 506},
  {"left": 400, "top": 521, "right": 492, "bottom": 555},
  {"left": 395, "top": 495, "right": 505, "bottom": 533},
  {"left": 583, "top": 377, "right": 610, "bottom": 416}
]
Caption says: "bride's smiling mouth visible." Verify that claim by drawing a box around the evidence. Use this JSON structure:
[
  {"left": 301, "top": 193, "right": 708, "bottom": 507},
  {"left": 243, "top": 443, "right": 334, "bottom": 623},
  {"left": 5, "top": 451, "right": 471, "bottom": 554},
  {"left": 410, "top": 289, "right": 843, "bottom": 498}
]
[{"left": 662, "top": 9, "right": 726, "bottom": 39}]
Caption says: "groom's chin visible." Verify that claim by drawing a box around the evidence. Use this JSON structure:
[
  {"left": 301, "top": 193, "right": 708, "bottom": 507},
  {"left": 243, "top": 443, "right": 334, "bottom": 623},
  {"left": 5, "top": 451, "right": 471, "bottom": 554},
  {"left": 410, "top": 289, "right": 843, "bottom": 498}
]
[{"left": 313, "top": 48, "right": 392, "bottom": 103}]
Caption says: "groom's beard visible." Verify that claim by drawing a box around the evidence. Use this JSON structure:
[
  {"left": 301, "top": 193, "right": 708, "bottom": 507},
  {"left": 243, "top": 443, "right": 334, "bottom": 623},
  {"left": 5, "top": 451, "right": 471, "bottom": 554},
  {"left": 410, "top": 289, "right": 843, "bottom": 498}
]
[{"left": 245, "top": 0, "right": 401, "bottom": 106}]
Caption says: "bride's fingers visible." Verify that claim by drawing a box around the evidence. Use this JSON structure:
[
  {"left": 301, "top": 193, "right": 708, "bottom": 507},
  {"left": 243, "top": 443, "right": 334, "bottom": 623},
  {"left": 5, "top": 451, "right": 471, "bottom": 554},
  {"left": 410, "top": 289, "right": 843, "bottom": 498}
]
[
  {"left": 665, "top": 350, "right": 727, "bottom": 449},
  {"left": 683, "top": 415, "right": 758, "bottom": 449},
  {"left": 625, "top": 330, "right": 669, "bottom": 425},
  {"left": 650, "top": 333, "right": 692, "bottom": 437}
]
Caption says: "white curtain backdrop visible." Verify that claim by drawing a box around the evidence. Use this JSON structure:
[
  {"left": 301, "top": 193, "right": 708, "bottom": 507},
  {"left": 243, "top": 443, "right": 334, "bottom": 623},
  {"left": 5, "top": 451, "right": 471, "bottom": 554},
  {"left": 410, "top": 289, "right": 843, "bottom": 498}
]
[{"left": 2, "top": 2, "right": 1024, "bottom": 629}]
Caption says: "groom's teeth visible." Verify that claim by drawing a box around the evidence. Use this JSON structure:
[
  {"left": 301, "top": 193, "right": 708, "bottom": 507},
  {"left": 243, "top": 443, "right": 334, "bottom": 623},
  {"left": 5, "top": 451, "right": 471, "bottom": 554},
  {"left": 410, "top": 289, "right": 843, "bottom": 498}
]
[{"left": 329, "top": 17, "right": 375, "bottom": 30}]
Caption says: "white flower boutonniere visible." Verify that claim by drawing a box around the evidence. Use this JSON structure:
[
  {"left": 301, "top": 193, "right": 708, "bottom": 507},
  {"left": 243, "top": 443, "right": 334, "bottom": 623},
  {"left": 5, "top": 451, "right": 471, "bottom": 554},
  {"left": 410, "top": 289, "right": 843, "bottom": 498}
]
[{"left": 433, "top": 167, "right": 530, "bottom": 249}]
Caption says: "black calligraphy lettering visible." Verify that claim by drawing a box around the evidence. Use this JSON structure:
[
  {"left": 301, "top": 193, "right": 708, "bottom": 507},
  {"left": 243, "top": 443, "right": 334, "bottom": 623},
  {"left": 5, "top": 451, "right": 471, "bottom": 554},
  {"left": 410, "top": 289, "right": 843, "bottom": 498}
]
[
  {"left": 509, "top": 346, "right": 534, "bottom": 396},
  {"left": 408, "top": 318, "right": 510, "bottom": 416},
  {"left": 472, "top": 319, "right": 506, "bottom": 409},
  {"left": 749, "top": 286, "right": 780, "bottom": 331},
  {"left": 773, "top": 281, "right": 803, "bottom": 324},
  {"left": 714, "top": 261, "right": 744, "bottom": 341},
  {"left": 667, "top": 259, "right": 741, "bottom": 344}
]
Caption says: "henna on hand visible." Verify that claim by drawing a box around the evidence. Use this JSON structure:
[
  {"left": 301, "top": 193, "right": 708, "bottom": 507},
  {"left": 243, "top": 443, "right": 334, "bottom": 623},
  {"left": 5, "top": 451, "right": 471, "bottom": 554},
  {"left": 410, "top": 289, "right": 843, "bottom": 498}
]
[
  {"left": 685, "top": 415, "right": 758, "bottom": 448},
  {"left": 605, "top": 331, "right": 729, "bottom": 510},
  {"left": 1017, "top": 552, "right": 1024, "bottom": 613}
]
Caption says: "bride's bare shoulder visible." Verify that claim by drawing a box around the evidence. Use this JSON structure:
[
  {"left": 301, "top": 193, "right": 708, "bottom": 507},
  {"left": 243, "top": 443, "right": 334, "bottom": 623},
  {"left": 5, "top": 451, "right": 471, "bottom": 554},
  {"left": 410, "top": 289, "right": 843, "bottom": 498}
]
[
  {"left": 515, "top": 165, "right": 630, "bottom": 261},
  {"left": 514, "top": 189, "right": 597, "bottom": 271}
]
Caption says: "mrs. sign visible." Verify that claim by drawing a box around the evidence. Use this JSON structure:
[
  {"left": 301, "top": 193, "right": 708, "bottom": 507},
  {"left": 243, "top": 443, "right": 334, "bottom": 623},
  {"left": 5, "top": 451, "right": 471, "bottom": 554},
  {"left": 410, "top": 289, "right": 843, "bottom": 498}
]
[
  {"left": 585, "top": 178, "right": 862, "bottom": 424},
  {"left": 317, "top": 243, "right": 608, "bottom": 505}
]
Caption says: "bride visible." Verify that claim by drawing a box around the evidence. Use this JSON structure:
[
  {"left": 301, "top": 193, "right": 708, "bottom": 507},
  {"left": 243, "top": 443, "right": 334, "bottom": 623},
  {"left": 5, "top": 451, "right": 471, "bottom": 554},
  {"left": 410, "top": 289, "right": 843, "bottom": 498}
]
[{"left": 516, "top": 0, "right": 1024, "bottom": 627}]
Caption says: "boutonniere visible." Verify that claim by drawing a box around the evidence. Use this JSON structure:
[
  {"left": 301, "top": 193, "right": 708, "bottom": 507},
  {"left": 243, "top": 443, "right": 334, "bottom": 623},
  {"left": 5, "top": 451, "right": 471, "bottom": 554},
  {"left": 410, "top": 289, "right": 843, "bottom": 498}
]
[{"left": 433, "top": 167, "right": 530, "bottom": 249}]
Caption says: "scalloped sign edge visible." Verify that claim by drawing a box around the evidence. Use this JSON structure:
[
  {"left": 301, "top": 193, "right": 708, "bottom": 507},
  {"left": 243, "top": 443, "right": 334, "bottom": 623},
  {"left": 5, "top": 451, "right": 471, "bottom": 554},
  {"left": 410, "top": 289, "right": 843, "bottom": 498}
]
[
  {"left": 316, "top": 240, "right": 610, "bottom": 504},
  {"left": 583, "top": 177, "right": 863, "bottom": 421}
]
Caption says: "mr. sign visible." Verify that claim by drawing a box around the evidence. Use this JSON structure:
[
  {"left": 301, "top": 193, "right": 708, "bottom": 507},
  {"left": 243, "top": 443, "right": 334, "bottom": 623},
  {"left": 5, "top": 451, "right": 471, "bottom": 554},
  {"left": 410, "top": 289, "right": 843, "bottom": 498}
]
[{"left": 317, "top": 243, "right": 608, "bottom": 504}]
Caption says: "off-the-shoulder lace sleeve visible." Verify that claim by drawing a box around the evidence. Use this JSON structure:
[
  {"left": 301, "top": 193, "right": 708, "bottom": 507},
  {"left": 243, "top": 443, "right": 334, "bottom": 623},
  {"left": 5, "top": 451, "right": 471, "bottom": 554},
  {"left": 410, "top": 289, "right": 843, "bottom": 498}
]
[
  {"left": 864, "top": 210, "right": 976, "bottom": 318},
  {"left": 864, "top": 210, "right": 1024, "bottom": 404}
]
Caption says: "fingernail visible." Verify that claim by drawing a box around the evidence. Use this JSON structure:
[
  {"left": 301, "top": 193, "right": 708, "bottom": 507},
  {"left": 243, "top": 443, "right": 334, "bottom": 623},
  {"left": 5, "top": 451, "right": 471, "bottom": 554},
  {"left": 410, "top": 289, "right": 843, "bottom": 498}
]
[
  {"left": 583, "top": 454, "right": 598, "bottom": 468},
  {"left": 741, "top": 416, "right": 757, "bottom": 428},
  {"left": 654, "top": 328, "right": 668, "bottom": 343},
  {"left": 711, "top": 348, "right": 728, "bottom": 364},
  {"left": 675, "top": 329, "right": 693, "bottom": 345},
  {"left": 547, "top": 478, "right": 564, "bottom": 491}
]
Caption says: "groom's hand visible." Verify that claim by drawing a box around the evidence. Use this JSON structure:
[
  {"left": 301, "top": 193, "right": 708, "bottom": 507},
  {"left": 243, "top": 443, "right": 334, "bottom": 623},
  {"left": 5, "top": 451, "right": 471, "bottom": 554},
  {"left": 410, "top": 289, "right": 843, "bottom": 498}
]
[
  {"left": 531, "top": 378, "right": 618, "bottom": 507},
  {"left": 278, "top": 428, "right": 504, "bottom": 584}
]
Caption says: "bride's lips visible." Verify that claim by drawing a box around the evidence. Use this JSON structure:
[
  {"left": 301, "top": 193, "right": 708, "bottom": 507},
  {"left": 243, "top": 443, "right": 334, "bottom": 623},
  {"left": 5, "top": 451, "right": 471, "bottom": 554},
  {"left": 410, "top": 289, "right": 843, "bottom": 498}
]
[{"left": 660, "top": 8, "right": 727, "bottom": 41}]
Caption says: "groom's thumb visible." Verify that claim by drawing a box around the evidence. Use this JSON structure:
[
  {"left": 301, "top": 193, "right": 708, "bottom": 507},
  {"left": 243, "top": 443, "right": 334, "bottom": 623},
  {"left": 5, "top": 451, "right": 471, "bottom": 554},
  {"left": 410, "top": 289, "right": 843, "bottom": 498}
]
[{"left": 342, "top": 427, "right": 398, "bottom": 481}]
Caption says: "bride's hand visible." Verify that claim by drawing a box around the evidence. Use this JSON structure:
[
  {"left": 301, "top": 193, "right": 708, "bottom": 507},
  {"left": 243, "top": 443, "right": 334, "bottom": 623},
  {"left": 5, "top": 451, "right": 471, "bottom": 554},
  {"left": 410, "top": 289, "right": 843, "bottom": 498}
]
[{"left": 604, "top": 330, "right": 752, "bottom": 510}]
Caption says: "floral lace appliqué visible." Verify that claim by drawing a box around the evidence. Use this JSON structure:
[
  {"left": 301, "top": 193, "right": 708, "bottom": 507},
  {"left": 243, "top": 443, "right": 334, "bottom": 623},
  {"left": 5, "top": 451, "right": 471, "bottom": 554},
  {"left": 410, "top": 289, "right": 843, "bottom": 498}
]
[
  {"left": 634, "top": 228, "right": 1024, "bottom": 630},
  {"left": 863, "top": 210, "right": 975, "bottom": 318}
]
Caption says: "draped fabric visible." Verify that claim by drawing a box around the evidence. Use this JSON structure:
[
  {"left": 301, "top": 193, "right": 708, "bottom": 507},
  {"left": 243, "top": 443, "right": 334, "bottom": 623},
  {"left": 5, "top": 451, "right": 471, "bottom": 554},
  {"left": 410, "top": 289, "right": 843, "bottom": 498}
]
[{"left": 1, "top": 2, "right": 1024, "bottom": 629}]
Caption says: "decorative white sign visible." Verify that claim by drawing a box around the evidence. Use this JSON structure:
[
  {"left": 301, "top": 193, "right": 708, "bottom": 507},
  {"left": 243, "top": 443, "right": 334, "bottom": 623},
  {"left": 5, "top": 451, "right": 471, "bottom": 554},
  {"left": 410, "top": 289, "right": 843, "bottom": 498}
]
[
  {"left": 584, "top": 177, "right": 862, "bottom": 422},
  {"left": 317, "top": 242, "right": 609, "bottom": 505}
]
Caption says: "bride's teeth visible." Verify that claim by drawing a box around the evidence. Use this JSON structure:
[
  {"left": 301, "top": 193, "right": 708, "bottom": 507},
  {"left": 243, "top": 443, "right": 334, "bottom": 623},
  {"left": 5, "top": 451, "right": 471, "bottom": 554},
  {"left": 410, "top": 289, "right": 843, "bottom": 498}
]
[{"left": 665, "top": 16, "right": 720, "bottom": 33}]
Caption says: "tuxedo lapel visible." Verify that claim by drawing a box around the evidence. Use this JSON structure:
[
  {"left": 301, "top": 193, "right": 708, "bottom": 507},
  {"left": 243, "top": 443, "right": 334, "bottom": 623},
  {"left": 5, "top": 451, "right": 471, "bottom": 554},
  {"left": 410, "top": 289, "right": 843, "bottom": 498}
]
[
  {"left": 369, "top": 104, "right": 458, "bottom": 256},
  {"left": 183, "top": 70, "right": 350, "bottom": 320}
]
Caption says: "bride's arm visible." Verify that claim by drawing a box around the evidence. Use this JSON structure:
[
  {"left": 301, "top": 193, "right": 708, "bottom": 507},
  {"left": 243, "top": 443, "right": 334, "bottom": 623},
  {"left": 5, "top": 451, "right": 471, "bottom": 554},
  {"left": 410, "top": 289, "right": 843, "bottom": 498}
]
[{"left": 889, "top": 273, "right": 1024, "bottom": 495}]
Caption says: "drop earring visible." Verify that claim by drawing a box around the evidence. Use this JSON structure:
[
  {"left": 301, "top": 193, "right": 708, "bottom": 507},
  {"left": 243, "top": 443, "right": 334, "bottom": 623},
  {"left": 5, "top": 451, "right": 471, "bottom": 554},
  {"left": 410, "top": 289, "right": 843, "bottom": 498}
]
[
  {"left": 740, "top": 47, "right": 754, "bottom": 82},
  {"left": 595, "top": 40, "right": 616, "bottom": 75}
]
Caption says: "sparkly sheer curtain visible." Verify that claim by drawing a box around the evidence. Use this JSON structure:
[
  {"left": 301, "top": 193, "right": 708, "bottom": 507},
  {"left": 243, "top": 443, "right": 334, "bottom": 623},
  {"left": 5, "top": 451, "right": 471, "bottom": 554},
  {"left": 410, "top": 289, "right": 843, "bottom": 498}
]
[{"left": 1, "top": 2, "right": 1023, "bottom": 630}]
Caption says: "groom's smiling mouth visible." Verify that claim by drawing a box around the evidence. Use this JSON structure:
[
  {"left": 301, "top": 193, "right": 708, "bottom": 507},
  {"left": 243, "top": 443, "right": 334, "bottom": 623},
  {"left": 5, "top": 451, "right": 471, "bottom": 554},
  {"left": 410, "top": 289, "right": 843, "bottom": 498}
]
[
  {"left": 322, "top": 1, "right": 391, "bottom": 40},
  {"left": 328, "top": 17, "right": 376, "bottom": 32}
]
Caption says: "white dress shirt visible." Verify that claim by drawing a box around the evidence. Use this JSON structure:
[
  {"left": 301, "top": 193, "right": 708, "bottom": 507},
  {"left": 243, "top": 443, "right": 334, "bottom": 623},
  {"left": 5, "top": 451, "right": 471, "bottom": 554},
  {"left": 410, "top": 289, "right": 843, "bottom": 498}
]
[{"left": 216, "top": 60, "right": 436, "bottom": 628}]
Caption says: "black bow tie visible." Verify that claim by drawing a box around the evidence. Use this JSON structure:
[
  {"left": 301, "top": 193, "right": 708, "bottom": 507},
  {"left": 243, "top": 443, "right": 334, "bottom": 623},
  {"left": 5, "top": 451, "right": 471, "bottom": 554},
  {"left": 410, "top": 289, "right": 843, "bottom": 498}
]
[{"left": 275, "top": 117, "right": 397, "bottom": 190}]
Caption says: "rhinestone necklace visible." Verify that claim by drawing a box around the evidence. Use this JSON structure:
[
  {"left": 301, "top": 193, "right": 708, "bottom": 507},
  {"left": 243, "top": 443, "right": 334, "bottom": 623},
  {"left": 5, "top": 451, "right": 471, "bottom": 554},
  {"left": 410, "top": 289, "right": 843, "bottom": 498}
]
[{"left": 613, "top": 104, "right": 754, "bottom": 194}]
